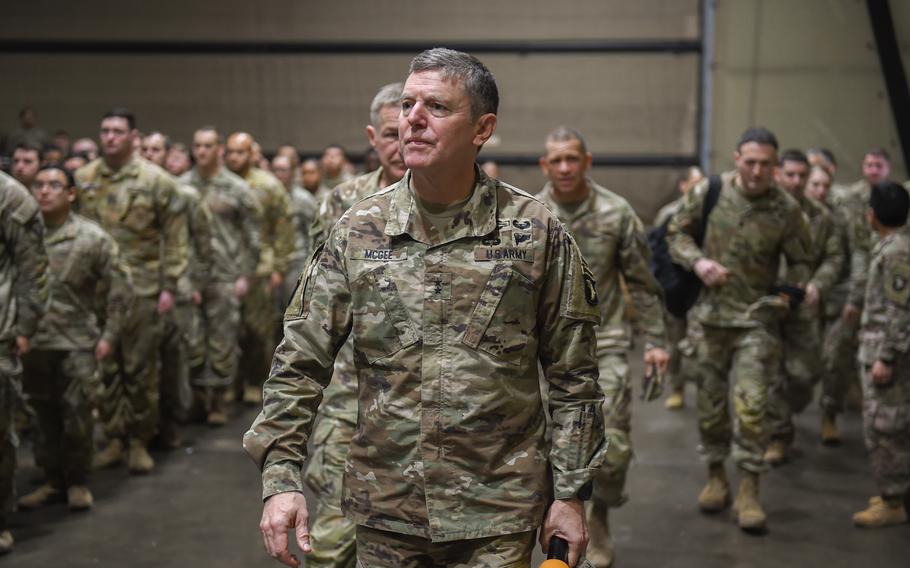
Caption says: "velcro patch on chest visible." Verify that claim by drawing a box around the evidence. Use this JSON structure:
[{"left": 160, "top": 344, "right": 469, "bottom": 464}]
[
  {"left": 350, "top": 249, "right": 407, "bottom": 261},
  {"left": 474, "top": 246, "right": 534, "bottom": 262}
]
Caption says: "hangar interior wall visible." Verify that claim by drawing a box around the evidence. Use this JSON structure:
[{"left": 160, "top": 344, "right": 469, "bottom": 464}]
[{"left": 2, "top": 0, "right": 907, "bottom": 220}]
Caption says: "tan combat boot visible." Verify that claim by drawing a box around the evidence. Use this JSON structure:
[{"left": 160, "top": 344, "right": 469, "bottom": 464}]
[
  {"left": 584, "top": 500, "right": 614, "bottom": 567},
  {"left": 821, "top": 412, "right": 841, "bottom": 445},
  {"left": 17, "top": 483, "right": 62, "bottom": 509},
  {"left": 698, "top": 463, "right": 730, "bottom": 513},
  {"left": 92, "top": 438, "right": 125, "bottom": 469},
  {"left": 733, "top": 472, "right": 767, "bottom": 532},
  {"left": 242, "top": 384, "right": 263, "bottom": 405},
  {"left": 763, "top": 440, "right": 788, "bottom": 466},
  {"left": 127, "top": 439, "right": 155, "bottom": 474},
  {"left": 852, "top": 496, "right": 907, "bottom": 527},
  {"left": 664, "top": 388, "right": 684, "bottom": 410},
  {"left": 67, "top": 485, "right": 94, "bottom": 511},
  {"left": 207, "top": 392, "right": 227, "bottom": 427},
  {"left": 0, "top": 530, "right": 13, "bottom": 555}
]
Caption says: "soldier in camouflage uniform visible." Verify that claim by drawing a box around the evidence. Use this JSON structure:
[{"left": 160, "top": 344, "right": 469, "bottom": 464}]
[
  {"left": 181, "top": 127, "right": 261, "bottom": 425},
  {"left": 225, "top": 132, "right": 294, "bottom": 405},
  {"left": 764, "top": 151, "right": 844, "bottom": 464},
  {"left": 18, "top": 165, "right": 129, "bottom": 511},
  {"left": 75, "top": 108, "right": 188, "bottom": 474},
  {"left": 667, "top": 128, "right": 812, "bottom": 533},
  {"left": 822, "top": 149, "right": 893, "bottom": 440},
  {"left": 141, "top": 131, "right": 214, "bottom": 445},
  {"left": 301, "top": 158, "right": 329, "bottom": 201},
  {"left": 247, "top": 49, "right": 606, "bottom": 568},
  {"left": 320, "top": 144, "right": 353, "bottom": 193},
  {"left": 301, "top": 81, "right": 405, "bottom": 568},
  {"left": 0, "top": 170, "right": 48, "bottom": 554},
  {"left": 538, "top": 126, "right": 668, "bottom": 567},
  {"left": 653, "top": 167, "right": 704, "bottom": 410},
  {"left": 271, "top": 154, "right": 318, "bottom": 303},
  {"left": 852, "top": 181, "right": 910, "bottom": 527}
]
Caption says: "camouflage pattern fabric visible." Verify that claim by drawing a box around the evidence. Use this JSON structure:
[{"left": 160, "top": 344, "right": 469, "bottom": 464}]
[
  {"left": 244, "top": 169, "right": 606, "bottom": 542},
  {"left": 840, "top": 180, "right": 879, "bottom": 308},
  {"left": 22, "top": 350, "right": 98, "bottom": 485},
  {"left": 284, "top": 184, "right": 318, "bottom": 297},
  {"left": 859, "top": 227, "right": 910, "bottom": 496},
  {"left": 0, "top": 172, "right": 48, "bottom": 529},
  {"left": 654, "top": 195, "right": 689, "bottom": 390},
  {"left": 301, "top": 168, "right": 388, "bottom": 566},
  {"left": 768, "top": 193, "right": 844, "bottom": 441},
  {"left": 667, "top": 172, "right": 812, "bottom": 471},
  {"left": 355, "top": 525, "right": 535, "bottom": 568},
  {"left": 304, "top": 418, "right": 357, "bottom": 568}
]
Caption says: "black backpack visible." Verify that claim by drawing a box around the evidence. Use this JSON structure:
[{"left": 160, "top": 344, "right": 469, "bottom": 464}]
[{"left": 647, "top": 175, "right": 722, "bottom": 318}]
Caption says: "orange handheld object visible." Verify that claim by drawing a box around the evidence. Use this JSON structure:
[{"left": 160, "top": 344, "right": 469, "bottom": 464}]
[{"left": 539, "top": 536, "right": 570, "bottom": 568}]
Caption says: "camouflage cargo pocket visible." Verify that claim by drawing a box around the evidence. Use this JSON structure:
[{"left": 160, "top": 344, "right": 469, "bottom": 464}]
[
  {"left": 350, "top": 266, "right": 418, "bottom": 364},
  {"left": 120, "top": 190, "right": 156, "bottom": 233},
  {"left": 463, "top": 263, "right": 534, "bottom": 366},
  {"left": 871, "top": 403, "right": 909, "bottom": 436}
]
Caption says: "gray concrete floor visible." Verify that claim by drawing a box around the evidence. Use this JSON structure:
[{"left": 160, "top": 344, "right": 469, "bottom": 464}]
[{"left": 5, "top": 353, "right": 910, "bottom": 567}]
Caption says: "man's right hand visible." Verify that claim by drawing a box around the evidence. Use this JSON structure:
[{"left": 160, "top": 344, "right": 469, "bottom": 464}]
[
  {"left": 842, "top": 303, "right": 861, "bottom": 324},
  {"left": 694, "top": 258, "right": 730, "bottom": 288},
  {"left": 260, "top": 491, "right": 311, "bottom": 567}
]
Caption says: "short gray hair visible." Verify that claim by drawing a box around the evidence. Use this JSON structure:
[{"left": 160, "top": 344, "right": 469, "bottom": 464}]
[
  {"left": 545, "top": 126, "right": 588, "bottom": 154},
  {"left": 370, "top": 82, "right": 404, "bottom": 127},
  {"left": 408, "top": 48, "right": 499, "bottom": 118}
]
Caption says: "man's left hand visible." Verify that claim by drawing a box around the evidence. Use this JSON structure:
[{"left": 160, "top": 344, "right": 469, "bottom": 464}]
[
  {"left": 872, "top": 360, "right": 893, "bottom": 386},
  {"left": 15, "top": 336, "right": 30, "bottom": 356},
  {"left": 804, "top": 283, "right": 820, "bottom": 306},
  {"left": 270, "top": 272, "right": 284, "bottom": 290},
  {"left": 643, "top": 347, "right": 670, "bottom": 375},
  {"left": 540, "top": 498, "right": 587, "bottom": 568}
]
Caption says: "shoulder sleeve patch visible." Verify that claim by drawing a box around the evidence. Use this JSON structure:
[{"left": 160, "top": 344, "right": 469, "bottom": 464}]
[{"left": 885, "top": 261, "right": 910, "bottom": 306}]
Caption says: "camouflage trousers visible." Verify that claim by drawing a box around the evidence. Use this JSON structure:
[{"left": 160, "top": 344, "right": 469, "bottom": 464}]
[
  {"left": 22, "top": 350, "right": 98, "bottom": 485},
  {"left": 862, "top": 357, "right": 910, "bottom": 497},
  {"left": 693, "top": 324, "right": 779, "bottom": 473},
  {"left": 100, "top": 296, "right": 163, "bottom": 443},
  {"left": 591, "top": 350, "right": 632, "bottom": 509},
  {"left": 193, "top": 282, "right": 241, "bottom": 391},
  {"left": 355, "top": 525, "right": 535, "bottom": 568},
  {"left": 767, "top": 315, "right": 821, "bottom": 442},
  {"left": 237, "top": 277, "right": 278, "bottom": 395},
  {"left": 304, "top": 417, "right": 357, "bottom": 568},
  {"left": 0, "top": 347, "right": 20, "bottom": 529},
  {"left": 160, "top": 300, "right": 194, "bottom": 434},
  {"left": 820, "top": 312, "right": 860, "bottom": 415},
  {"left": 665, "top": 313, "right": 688, "bottom": 390}
]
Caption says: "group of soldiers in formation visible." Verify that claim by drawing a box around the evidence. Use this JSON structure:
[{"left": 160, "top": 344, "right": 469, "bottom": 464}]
[{"left": 0, "top": 47, "right": 909, "bottom": 566}]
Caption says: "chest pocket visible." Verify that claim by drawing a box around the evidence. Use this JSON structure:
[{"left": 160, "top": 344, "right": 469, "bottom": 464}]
[
  {"left": 462, "top": 262, "right": 535, "bottom": 366},
  {"left": 739, "top": 209, "right": 785, "bottom": 260},
  {"left": 350, "top": 265, "right": 419, "bottom": 363},
  {"left": 120, "top": 190, "right": 156, "bottom": 233}
]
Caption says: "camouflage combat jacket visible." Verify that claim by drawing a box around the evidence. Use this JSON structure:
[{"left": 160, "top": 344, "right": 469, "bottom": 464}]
[
  {"left": 667, "top": 171, "right": 813, "bottom": 328},
  {"left": 780, "top": 193, "right": 845, "bottom": 321},
  {"left": 287, "top": 184, "right": 318, "bottom": 274},
  {"left": 840, "top": 180, "right": 879, "bottom": 308},
  {"left": 32, "top": 213, "right": 130, "bottom": 351},
  {"left": 181, "top": 166, "right": 260, "bottom": 284},
  {"left": 540, "top": 179, "right": 666, "bottom": 351},
  {"left": 308, "top": 167, "right": 387, "bottom": 425},
  {"left": 245, "top": 170, "right": 607, "bottom": 542},
  {"left": 241, "top": 167, "right": 294, "bottom": 278},
  {"left": 816, "top": 195, "right": 852, "bottom": 319},
  {"left": 859, "top": 227, "right": 910, "bottom": 366},
  {"left": 75, "top": 157, "right": 187, "bottom": 298},
  {"left": 173, "top": 182, "right": 214, "bottom": 300},
  {"left": 0, "top": 171, "right": 47, "bottom": 343}
]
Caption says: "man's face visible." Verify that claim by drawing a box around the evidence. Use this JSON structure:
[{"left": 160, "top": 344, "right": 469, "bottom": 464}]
[
  {"left": 805, "top": 168, "right": 832, "bottom": 203},
  {"left": 862, "top": 154, "right": 890, "bottom": 185},
  {"left": 271, "top": 156, "right": 293, "bottom": 189},
  {"left": 225, "top": 137, "right": 253, "bottom": 174},
  {"left": 165, "top": 149, "right": 191, "bottom": 177},
  {"left": 399, "top": 70, "right": 493, "bottom": 174},
  {"left": 734, "top": 142, "right": 777, "bottom": 196},
  {"left": 100, "top": 117, "right": 134, "bottom": 161},
  {"left": 63, "top": 155, "right": 87, "bottom": 174},
  {"left": 367, "top": 104, "right": 406, "bottom": 182},
  {"left": 12, "top": 148, "right": 40, "bottom": 186},
  {"left": 31, "top": 168, "right": 74, "bottom": 218},
  {"left": 539, "top": 138, "right": 591, "bottom": 196},
  {"left": 321, "top": 147, "right": 345, "bottom": 177},
  {"left": 777, "top": 160, "right": 809, "bottom": 195},
  {"left": 192, "top": 131, "right": 220, "bottom": 170},
  {"left": 301, "top": 161, "right": 321, "bottom": 191},
  {"left": 141, "top": 134, "right": 168, "bottom": 167},
  {"left": 72, "top": 138, "right": 98, "bottom": 160}
]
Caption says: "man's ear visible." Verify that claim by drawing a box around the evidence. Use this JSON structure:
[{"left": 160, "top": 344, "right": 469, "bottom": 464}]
[
  {"left": 473, "top": 113, "right": 497, "bottom": 147},
  {"left": 366, "top": 125, "right": 377, "bottom": 147}
]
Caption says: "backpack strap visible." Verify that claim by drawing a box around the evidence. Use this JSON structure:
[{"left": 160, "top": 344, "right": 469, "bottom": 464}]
[{"left": 695, "top": 174, "right": 722, "bottom": 247}]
